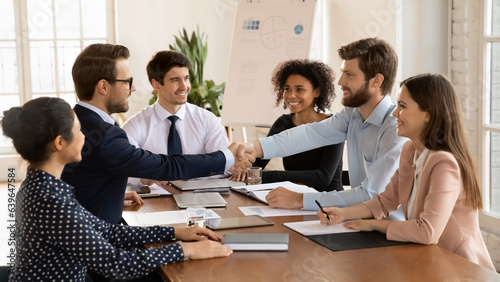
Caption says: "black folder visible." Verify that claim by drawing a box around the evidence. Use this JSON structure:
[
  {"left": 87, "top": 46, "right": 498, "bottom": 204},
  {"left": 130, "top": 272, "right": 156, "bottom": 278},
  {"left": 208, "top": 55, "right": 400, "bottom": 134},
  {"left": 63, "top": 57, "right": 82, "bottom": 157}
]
[{"left": 307, "top": 231, "right": 411, "bottom": 252}]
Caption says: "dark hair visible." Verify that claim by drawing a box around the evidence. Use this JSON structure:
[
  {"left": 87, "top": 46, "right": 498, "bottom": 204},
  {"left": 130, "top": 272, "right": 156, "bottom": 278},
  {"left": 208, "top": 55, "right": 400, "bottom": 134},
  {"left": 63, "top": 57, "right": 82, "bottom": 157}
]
[
  {"left": 401, "top": 73, "right": 482, "bottom": 209},
  {"left": 271, "top": 59, "right": 336, "bottom": 112},
  {"left": 338, "top": 37, "right": 398, "bottom": 95},
  {"left": 72, "top": 43, "right": 130, "bottom": 101},
  {"left": 146, "top": 50, "right": 192, "bottom": 85},
  {"left": 1, "top": 97, "right": 75, "bottom": 163}
]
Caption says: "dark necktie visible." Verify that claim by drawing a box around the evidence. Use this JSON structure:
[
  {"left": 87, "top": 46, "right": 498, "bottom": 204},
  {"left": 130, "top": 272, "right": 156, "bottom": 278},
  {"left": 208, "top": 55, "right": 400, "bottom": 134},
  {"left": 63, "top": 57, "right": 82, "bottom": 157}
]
[{"left": 168, "top": 115, "right": 182, "bottom": 155}]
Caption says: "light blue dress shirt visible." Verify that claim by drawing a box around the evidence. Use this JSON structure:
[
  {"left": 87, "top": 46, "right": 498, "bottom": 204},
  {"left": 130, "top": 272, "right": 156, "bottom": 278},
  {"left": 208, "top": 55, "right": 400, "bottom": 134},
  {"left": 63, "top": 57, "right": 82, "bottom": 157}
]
[{"left": 259, "top": 95, "right": 407, "bottom": 217}]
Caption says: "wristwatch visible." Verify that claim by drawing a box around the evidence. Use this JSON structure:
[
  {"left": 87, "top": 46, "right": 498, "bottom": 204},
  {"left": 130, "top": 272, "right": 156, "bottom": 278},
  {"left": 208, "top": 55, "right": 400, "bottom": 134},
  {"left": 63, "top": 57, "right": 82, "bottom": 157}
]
[{"left": 179, "top": 242, "right": 190, "bottom": 261}]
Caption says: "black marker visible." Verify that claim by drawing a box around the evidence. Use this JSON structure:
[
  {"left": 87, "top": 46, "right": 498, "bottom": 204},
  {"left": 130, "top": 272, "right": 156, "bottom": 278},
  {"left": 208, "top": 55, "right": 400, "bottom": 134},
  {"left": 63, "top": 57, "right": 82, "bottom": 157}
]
[{"left": 315, "top": 200, "right": 331, "bottom": 221}]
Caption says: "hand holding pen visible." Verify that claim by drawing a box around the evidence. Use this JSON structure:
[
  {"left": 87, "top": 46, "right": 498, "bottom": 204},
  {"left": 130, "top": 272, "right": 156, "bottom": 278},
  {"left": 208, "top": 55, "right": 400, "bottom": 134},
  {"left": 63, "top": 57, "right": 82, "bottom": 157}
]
[
  {"left": 315, "top": 200, "right": 344, "bottom": 225},
  {"left": 315, "top": 200, "right": 330, "bottom": 220}
]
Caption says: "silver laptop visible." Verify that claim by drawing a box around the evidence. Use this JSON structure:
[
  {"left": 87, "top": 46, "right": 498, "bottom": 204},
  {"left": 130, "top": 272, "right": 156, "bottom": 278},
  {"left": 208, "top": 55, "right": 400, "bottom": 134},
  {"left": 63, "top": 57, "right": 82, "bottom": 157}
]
[
  {"left": 173, "top": 192, "right": 227, "bottom": 208},
  {"left": 170, "top": 178, "right": 242, "bottom": 191}
]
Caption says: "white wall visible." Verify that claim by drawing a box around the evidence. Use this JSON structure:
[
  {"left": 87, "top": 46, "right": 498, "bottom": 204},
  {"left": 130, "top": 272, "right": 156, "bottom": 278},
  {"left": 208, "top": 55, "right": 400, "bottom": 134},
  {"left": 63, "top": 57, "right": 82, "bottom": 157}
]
[
  {"left": 400, "top": 0, "right": 450, "bottom": 78},
  {"left": 117, "top": 0, "right": 450, "bottom": 121},
  {"left": 115, "top": 0, "right": 237, "bottom": 119},
  {"left": 116, "top": 0, "right": 402, "bottom": 121}
]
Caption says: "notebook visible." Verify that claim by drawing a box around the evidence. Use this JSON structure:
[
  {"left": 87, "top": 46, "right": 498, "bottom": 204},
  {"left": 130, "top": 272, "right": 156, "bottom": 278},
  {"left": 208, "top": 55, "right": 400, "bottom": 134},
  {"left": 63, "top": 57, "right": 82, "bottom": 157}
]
[
  {"left": 221, "top": 233, "right": 289, "bottom": 251},
  {"left": 173, "top": 192, "right": 227, "bottom": 208},
  {"left": 170, "top": 178, "right": 242, "bottom": 191},
  {"left": 307, "top": 231, "right": 411, "bottom": 252}
]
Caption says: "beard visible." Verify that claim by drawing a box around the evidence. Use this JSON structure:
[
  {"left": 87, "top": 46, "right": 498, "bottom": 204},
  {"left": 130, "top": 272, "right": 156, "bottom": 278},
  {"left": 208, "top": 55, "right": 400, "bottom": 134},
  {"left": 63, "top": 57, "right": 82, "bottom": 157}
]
[
  {"left": 106, "top": 93, "right": 129, "bottom": 114},
  {"left": 341, "top": 80, "right": 371, "bottom": 108}
]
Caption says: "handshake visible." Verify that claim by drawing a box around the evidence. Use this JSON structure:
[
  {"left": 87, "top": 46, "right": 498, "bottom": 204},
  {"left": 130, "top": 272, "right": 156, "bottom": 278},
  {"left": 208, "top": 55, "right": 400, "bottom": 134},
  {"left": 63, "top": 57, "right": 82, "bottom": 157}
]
[{"left": 227, "top": 140, "right": 264, "bottom": 174}]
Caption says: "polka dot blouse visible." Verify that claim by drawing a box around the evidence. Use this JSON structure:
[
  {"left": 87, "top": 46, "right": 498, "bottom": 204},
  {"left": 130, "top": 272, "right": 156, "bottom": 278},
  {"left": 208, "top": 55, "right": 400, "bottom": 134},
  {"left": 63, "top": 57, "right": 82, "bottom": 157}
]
[{"left": 9, "top": 167, "right": 184, "bottom": 281}]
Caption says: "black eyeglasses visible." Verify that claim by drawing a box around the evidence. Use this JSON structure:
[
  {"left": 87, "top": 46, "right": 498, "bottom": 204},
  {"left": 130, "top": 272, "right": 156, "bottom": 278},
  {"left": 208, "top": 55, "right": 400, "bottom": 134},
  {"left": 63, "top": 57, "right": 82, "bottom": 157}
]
[{"left": 107, "top": 77, "right": 133, "bottom": 89}]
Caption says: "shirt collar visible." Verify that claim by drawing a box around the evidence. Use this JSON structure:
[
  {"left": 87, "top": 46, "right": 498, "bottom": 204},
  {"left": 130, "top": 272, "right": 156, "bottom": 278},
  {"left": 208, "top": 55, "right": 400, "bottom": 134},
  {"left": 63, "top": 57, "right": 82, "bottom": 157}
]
[
  {"left": 153, "top": 102, "right": 186, "bottom": 121},
  {"left": 363, "top": 95, "right": 393, "bottom": 127},
  {"left": 413, "top": 148, "right": 429, "bottom": 175},
  {"left": 77, "top": 101, "right": 115, "bottom": 125}
]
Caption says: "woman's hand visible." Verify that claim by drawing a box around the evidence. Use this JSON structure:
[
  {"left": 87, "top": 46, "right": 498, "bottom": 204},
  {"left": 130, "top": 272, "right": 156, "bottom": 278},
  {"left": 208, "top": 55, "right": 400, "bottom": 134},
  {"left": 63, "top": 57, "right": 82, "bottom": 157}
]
[
  {"left": 317, "top": 207, "right": 344, "bottom": 225},
  {"left": 179, "top": 240, "right": 233, "bottom": 260},
  {"left": 174, "top": 226, "right": 221, "bottom": 242},
  {"left": 343, "top": 219, "right": 390, "bottom": 233}
]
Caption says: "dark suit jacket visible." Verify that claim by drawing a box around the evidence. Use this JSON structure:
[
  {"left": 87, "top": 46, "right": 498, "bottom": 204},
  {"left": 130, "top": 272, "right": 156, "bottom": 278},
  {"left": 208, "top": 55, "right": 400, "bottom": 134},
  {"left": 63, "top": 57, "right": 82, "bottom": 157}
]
[{"left": 62, "top": 105, "right": 225, "bottom": 224}]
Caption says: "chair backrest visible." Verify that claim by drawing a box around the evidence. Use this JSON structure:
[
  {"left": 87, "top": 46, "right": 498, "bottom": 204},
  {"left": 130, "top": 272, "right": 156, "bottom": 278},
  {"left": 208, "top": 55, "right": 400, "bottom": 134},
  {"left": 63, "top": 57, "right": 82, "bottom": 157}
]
[
  {"left": 342, "top": 170, "right": 350, "bottom": 186},
  {"left": 0, "top": 266, "right": 11, "bottom": 280}
]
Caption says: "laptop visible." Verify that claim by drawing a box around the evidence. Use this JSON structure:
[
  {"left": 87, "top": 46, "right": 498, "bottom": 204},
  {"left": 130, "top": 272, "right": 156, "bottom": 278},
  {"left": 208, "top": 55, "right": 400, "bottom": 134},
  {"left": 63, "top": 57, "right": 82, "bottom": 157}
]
[
  {"left": 170, "top": 178, "right": 242, "bottom": 191},
  {"left": 173, "top": 192, "right": 228, "bottom": 208}
]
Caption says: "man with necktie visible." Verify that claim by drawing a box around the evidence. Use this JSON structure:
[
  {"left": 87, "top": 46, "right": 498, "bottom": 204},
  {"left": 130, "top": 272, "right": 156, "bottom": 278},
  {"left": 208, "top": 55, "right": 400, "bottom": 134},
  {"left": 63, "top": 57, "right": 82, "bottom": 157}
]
[
  {"left": 62, "top": 44, "right": 252, "bottom": 225},
  {"left": 122, "top": 50, "right": 231, "bottom": 187}
]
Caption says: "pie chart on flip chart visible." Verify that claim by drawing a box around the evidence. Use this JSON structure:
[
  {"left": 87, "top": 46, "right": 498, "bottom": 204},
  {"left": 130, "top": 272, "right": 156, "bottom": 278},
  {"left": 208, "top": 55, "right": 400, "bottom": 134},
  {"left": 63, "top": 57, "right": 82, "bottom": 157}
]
[
  {"left": 294, "top": 24, "right": 304, "bottom": 35},
  {"left": 260, "top": 16, "right": 287, "bottom": 49}
]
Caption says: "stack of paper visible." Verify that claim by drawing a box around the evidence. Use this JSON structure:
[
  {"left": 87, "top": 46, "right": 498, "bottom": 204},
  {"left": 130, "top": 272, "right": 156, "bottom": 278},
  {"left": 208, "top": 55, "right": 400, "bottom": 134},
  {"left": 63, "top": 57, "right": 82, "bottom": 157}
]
[
  {"left": 283, "top": 220, "right": 359, "bottom": 236},
  {"left": 123, "top": 209, "right": 221, "bottom": 227},
  {"left": 239, "top": 206, "right": 317, "bottom": 217},
  {"left": 231, "top": 181, "right": 318, "bottom": 204}
]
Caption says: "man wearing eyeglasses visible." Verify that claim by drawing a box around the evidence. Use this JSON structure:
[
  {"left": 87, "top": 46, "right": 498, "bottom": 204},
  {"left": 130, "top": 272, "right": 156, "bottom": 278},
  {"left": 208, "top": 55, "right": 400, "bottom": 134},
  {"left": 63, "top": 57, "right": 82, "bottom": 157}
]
[
  {"left": 122, "top": 50, "right": 231, "bottom": 187},
  {"left": 62, "top": 43, "right": 254, "bottom": 225}
]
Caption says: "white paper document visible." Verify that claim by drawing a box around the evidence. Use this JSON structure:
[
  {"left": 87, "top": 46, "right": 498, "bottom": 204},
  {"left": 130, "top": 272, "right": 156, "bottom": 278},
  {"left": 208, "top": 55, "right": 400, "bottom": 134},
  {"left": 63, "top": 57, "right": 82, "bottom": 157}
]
[
  {"left": 283, "top": 220, "right": 360, "bottom": 236},
  {"left": 231, "top": 181, "right": 303, "bottom": 193},
  {"left": 124, "top": 209, "right": 221, "bottom": 227},
  {"left": 231, "top": 181, "right": 319, "bottom": 204},
  {"left": 147, "top": 183, "right": 171, "bottom": 196},
  {"left": 239, "top": 206, "right": 317, "bottom": 217}
]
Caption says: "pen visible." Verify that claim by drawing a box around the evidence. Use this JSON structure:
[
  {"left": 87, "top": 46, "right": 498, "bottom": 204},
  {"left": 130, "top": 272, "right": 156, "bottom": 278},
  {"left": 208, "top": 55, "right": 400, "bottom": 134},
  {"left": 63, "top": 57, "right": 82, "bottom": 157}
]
[{"left": 315, "top": 200, "right": 331, "bottom": 221}]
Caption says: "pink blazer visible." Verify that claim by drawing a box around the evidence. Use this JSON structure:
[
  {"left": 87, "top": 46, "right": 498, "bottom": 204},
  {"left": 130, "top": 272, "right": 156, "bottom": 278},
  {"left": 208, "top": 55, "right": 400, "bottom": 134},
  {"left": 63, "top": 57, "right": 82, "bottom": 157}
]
[{"left": 364, "top": 141, "right": 495, "bottom": 271}]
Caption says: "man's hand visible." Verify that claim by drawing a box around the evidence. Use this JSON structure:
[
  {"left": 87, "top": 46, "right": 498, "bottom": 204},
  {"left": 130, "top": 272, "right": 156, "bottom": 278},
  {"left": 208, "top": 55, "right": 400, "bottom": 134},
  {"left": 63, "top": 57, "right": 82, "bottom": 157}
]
[
  {"left": 123, "top": 191, "right": 144, "bottom": 206},
  {"left": 228, "top": 142, "right": 256, "bottom": 173},
  {"left": 140, "top": 179, "right": 168, "bottom": 187},
  {"left": 229, "top": 170, "right": 247, "bottom": 182},
  {"left": 265, "top": 186, "right": 303, "bottom": 209},
  {"left": 174, "top": 226, "right": 221, "bottom": 242},
  {"left": 236, "top": 140, "right": 264, "bottom": 161}
]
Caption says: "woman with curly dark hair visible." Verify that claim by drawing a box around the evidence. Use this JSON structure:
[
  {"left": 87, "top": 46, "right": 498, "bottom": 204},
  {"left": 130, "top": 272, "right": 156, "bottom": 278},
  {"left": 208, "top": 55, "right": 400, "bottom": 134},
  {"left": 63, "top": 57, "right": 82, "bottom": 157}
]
[{"left": 232, "top": 59, "right": 344, "bottom": 191}]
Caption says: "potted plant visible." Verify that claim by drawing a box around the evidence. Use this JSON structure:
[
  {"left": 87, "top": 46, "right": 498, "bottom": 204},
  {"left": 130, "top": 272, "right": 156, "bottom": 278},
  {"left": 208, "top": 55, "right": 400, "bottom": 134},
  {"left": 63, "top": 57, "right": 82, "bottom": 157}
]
[{"left": 149, "top": 27, "right": 225, "bottom": 116}]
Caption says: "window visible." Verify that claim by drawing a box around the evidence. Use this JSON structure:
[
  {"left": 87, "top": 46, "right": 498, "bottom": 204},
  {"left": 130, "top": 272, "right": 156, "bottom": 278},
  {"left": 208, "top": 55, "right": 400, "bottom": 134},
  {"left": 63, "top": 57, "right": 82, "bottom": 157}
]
[
  {"left": 0, "top": 0, "right": 114, "bottom": 154},
  {"left": 481, "top": 0, "right": 500, "bottom": 217}
]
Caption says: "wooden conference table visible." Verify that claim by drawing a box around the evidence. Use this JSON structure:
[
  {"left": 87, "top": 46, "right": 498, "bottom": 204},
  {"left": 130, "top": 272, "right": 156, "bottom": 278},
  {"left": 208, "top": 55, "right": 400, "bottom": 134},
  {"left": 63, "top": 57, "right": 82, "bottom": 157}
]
[{"left": 122, "top": 184, "right": 499, "bottom": 282}]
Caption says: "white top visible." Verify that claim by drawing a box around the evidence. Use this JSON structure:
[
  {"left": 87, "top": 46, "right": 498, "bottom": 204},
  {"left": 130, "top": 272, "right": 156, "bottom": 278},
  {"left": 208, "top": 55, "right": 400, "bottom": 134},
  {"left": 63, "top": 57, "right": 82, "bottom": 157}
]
[
  {"left": 122, "top": 102, "right": 230, "bottom": 185},
  {"left": 407, "top": 148, "right": 429, "bottom": 219}
]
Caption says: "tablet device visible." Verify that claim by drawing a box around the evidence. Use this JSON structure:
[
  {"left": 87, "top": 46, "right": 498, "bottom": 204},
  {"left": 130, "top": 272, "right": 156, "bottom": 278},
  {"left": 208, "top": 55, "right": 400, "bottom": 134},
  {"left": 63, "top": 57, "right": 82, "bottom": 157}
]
[{"left": 206, "top": 215, "right": 274, "bottom": 230}]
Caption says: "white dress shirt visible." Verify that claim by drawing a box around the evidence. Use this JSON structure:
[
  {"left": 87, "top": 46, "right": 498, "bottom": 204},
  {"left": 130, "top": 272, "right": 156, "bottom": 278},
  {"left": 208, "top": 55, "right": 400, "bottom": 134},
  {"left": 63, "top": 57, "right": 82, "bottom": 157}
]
[
  {"left": 407, "top": 148, "right": 429, "bottom": 219},
  {"left": 122, "top": 102, "right": 230, "bottom": 184}
]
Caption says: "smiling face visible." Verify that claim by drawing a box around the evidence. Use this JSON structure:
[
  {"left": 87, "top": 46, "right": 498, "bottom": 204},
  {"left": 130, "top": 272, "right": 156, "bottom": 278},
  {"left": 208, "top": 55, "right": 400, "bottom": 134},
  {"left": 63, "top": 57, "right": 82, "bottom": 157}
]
[
  {"left": 283, "top": 74, "right": 319, "bottom": 114},
  {"left": 338, "top": 58, "right": 371, "bottom": 108},
  {"left": 106, "top": 58, "right": 135, "bottom": 114},
  {"left": 154, "top": 66, "right": 190, "bottom": 113},
  {"left": 393, "top": 85, "right": 430, "bottom": 145}
]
